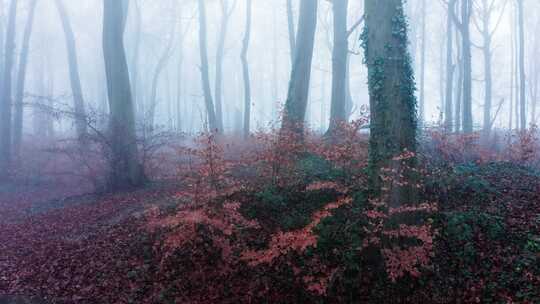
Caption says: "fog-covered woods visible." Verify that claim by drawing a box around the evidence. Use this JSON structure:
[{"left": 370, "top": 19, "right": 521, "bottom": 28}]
[{"left": 0, "top": 1, "right": 539, "bottom": 303}]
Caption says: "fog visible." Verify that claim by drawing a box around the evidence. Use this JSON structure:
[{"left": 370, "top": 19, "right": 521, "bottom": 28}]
[{"left": 5, "top": 0, "right": 537, "bottom": 137}]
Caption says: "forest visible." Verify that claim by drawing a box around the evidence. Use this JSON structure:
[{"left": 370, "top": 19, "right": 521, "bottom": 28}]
[{"left": 0, "top": 0, "right": 539, "bottom": 303}]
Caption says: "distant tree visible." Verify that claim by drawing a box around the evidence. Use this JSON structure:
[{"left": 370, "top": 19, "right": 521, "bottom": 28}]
[
  {"left": 451, "top": 0, "right": 474, "bottom": 133},
  {"left": 281, "top": 0, "right": 318, "bottom": 141},
  {"left": 197, "top": 0, "right": 220, "bottom": 133},
  {"left": 55, "top": 0, "right": 88, "bottom": 139},
  {"left": 241, "top": 0, "right": 253, "bottom": 138},
  {"left": 148, "top": 1, "right": 176, "bottom": 131},
  {"left": 444, "top": 0, "right": 457, "bottom": 131},
  {"left": 0, "top": 0, "right": 17, "bottom": 180},
  {"left": 473, "top": 0, "right": 507, "bottom": 136},
  {"left": 516, "top": 0, "right": 526, "bottom": 130},
  {"left": 363, "top": 0, "right": 418, "bottom": 207},
  {"left": 102, "top": 0, "right": 145, "bottom": 190},
  {"left": 215, "top": 0, "right": 235, "bottom": 133},
  {"left": 13, "top": 0, "right": 38, "bottom": 157}
]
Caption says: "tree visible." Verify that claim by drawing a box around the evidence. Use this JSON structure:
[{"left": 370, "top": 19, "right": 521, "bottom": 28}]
[
  {"left": 215, "top": 0, "right": 235, "bottom": 133},
  {"left": 13, "top": 0, "right": 38, "bottom": 157},
  {"left": 148, "top": 1, "right": 177, "bottom": 131},
  {"left": 0, "top": 0, "right": 17, "bottom": 180},
  {"left": 197, "top": 0, "right": 220, "bottom": 133},
  {"left": 128, "top": 0, "right": 142, "bottom": 118},
  {"left": 241, "top": 0, "right": 252, "bottom": 138},
  {"left": 280, "top": 0, "right": 318, "bottom": 140},
  {"left": 55, "top": 0, "right": 88, "bottom": 139},
  {"left": 102, "top": 0, "right": 145, "bottom": 190},
  {"left": 473, "top": 0, "right": 507, "bottom": 136},
  {"left": 419, "top": 0, "right": 427, "bottom": 123},
  {"left": 452, "top": 0, "right": 474, "bottom": 133},
  {"left": 326, "top": 0, "right": 349, "bottom": 137},
  {"left": 516, "top": 0, "right": 526, "bottom": 130},
  {"left": 362, "top": 0, "right": 418, "bottom": 207},
  {"left": 444, "top": 0, "right": 457, "bottom": 131},
  {"left": 286, "top": 0, "right": 296, "bottom": 64}
]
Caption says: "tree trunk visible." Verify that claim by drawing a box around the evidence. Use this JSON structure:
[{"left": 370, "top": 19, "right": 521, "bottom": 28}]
[
  {"left": 363, "top": 0, "right": 418, "bottom": 207},
  {"left": 280, "top": 0, "right": 318, "bottom": 140},
  {"left": 241, "top": 0, "right": 252, "bottom": 139},
  {"left": 215, "top": 0, "right": 232, "bottom": 134},
  {"left": 103, "top": 0, "right": 145, "bottom": 191},
  {"left": 326, "top": 0, "right": 348, "bottom": 137},
  {"left": 286, "top": 0, "right": 296, "bottom": 65},
  {"left": 148, "top": 6, "right": 176, "bottom": 131},
  {"left": 445, "top": 0, "right": 456, "bottom": 131},
  {"left": 461, "top": 0, "right": 473, "bottom": 133},
  {"left": 517, "top": 0, "right": 526, "bottom": 130},
  {"left": 197, "top": 0, "right": 219, "bottom": 133},
  {"left": 455, "top": 28, "right": 462, "bottom": 132},
  {"left": 129, "top": 0, "right": 142, "bottom": 120},
  {"left": 56, "top": 0, "right": 88, "bottom": 139},
  {"left": 13, "top": 0, "right": 38, "bottom": 158},
  {"left": 0, "top": 0, "right": 17, "bottom": 179}
]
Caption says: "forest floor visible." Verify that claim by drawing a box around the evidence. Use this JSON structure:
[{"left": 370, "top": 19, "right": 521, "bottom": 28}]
[{"left": 1, "top": 130, "right": 539, "bottom": 303}]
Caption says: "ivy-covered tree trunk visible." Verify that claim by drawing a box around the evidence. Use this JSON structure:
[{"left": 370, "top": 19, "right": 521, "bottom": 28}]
[
  {"left": 0, "top": 0, "right": 17, "bottom": 181},
  {"left": 103, "top": 0, "right": 145, "bottom": 191},
  {"left": 363, "top": 0, "right": 418, "bottom": 208},
  {"left": 281, "top": 0, "right": 318, "bottom": 141}
]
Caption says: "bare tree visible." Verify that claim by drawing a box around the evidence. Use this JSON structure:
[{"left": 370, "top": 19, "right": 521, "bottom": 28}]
[
  {"left": 516, "top": 0, "right": 526, "bottom": 130},
  {"left": 55, "top": 0, "right": 88, "bottom": 139},
  {"left": 13, "top": 0, "right": 38, "bottom": 157},
  {"left": 241, "top": 0, "right": 253, "bottom": 138},
  {"left": 0, "top": 0, "right": 17, "bottom": 179},
  {"left": 419, "top": 0, "right": 427, "bottom": 123},
  {"left": 197, "top": 0, "right": 220, "bottom": 133},
  {"left": 363, "top": 0, "right": 418, "bottom": 207},
  {"left": 472, "top": 0, "right": 507, "bottom": 135},
  {"left": 215, "top": 0, "right": 235, "bottom": 133},
  {"left": 281, "top": 0, "right": 318, "bottom": 140},
  {"left": 326, "top": 0, "right": 349, "bottom": 137},
  {"left": 103, "top": 0, "right": 145, "bottom": 190},
  {"left": 452, "top": 0, "right": 474, "bottom": 133},
  {"left": 444, "top": 0, "right": 457, "bottom": 131}
]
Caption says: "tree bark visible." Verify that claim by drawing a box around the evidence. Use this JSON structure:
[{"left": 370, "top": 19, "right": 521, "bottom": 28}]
[
  {"left": 13, "top": 0, "right": 38, "bottom": 158},
  {"left": 280, "top": 0, "right": 318, "bottom": 140},
  {"left": 103, "top": 0, "right": 145, "bottom": 190},
  {"left": 241, "top": 0, "right": 252, "bottom": 139},
  {"left": 0, "top": 0, "right": 17, "bottom": 179},
  {"left": 326, "top": 0, "right": 349, "bottom": 137},
  {"left": 197, "top": 0, "right": 219, "bottom": 133},
  {"left": 363, "top": 0, "right": 418, "bottom": 207},
  {"left": 56, "top": 0, "right": 88, "bottom": 139}
]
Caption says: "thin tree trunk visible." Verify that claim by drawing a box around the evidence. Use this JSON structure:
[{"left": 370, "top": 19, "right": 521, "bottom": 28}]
[
  {"left": 363, "top": 0, "right": 418, "bottom": 207},
  {"left": 517, "top": 0, "right": 526, "bottom": 130},
  {"left": 326, "top": 0, "right": 349, "bottom": 137},
  {"left": 129, "top": 0, "right": 142, "bottom": 119},
  {"left": 445, "top": 0, "right": 455, "bottom": 131},
  {"left": 56, "top": 0, "right": 88, "bottom": 139},
  {"left": 241, "top": 0, "right": 252, "bottom": 139},
  {"left": 461, "top": 0, "right": 473, "bottom": 133},
  {"left": 455, "top": 28, "right": 463, "bottom": 133},
  {"left": 281, "top": 0, "right": 318, "bottom": 140},
  {"left": 0, "top": 0, "right": 17, "bottom": 179},
  {"left": 197, "top": 0, "right": 219, "bottom": 133},
  {"left": 12, "top": 0, "right": 38, "bottom": 158},
  {"left": 103, "top": 0, "right": 145, "bottom": 190},
  {"left": 215, "top": 0, "right": 233, "bottom": 134}
]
